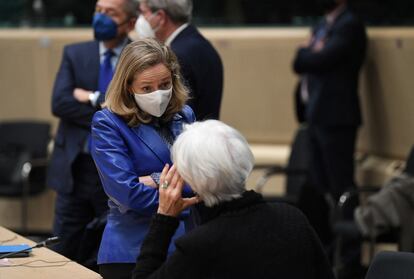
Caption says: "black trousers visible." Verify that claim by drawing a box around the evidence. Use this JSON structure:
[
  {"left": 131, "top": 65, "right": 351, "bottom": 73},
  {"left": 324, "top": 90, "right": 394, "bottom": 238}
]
[
  {"left": 52, "top": 154, "right": 108, "bottom": 267},
  {"left": 299, "top": 125, "right": 358, "bottom": 248},
  {"left": 308, "top": 125, "right": 357, "bottom": 200},
  {"left": 99, "top": 263, "right": 135, "bottom": 279}
]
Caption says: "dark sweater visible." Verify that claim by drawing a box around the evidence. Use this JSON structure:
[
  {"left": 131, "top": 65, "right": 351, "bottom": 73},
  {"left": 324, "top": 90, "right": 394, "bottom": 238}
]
[{"left": 133, "top": 190, "right": 334, "bottom": 279}]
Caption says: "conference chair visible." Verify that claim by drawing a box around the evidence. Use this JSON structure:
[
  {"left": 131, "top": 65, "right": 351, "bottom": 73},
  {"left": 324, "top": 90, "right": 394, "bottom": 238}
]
[
  {"left": 255, "top": 125, "right": 310, "bottom": 204},
  {"left": 365, "top": 251, "right": 414, "bottom": 279},
  {"left": 0, "top": 121, "right": 51, "bottom": 235},
  {"left": 333, "top": 146, "right": 414, "bottom": 270}
]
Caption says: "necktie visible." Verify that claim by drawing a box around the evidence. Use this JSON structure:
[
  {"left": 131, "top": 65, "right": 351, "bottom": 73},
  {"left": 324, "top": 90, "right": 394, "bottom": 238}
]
[
  {"left": 310, "top": 21, "right": 328, "bottom": 48},
  {"left": 84, "top": 50, "right": 114, "bottom": 154},
  {"left": 98, "top": 49, "right": 115, "bottom": 94}
]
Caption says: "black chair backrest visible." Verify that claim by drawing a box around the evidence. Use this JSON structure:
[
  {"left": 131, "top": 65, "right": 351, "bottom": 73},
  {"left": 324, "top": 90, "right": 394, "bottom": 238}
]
[
  {"left": 365, "top": 251, "right": 414, "bottom": 279},
  {"left": 0, "top": 145, "right": 30, "bottom": 184},
  {"left": 404, "top": 146, "right": 414, "bottom": 176},
  {"left": 0, "top": 121, "right": 50, "bottom": 159},
  {"left": 285, "top": 125, "right": 310, "bottom": 197}
]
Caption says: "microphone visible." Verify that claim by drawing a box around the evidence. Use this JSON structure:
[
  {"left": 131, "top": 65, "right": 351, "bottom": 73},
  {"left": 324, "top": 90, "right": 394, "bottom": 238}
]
[
  {"left": 0, "top": 236, "right": 61, "bottom": 259},
  {"left": 32, "top": 236, "right": 60, "bottom": 248}
]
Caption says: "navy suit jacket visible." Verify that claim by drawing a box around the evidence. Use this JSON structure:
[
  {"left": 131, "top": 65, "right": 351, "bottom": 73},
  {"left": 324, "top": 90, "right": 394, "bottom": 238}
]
[
  {"left": 90, "top": 106, "right": 195, "bottom": 264},
  {"left": 171, "top": 25, "right": 223, "bottom": 120},
  {"left": 293, "top": 8, "right": 367, "bottom": 127},
  {"left": 47, "top": 40, "right": 128, "bottom": 193}
]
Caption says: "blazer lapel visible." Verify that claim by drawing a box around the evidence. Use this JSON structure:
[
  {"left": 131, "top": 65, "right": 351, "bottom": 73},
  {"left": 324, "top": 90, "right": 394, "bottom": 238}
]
[
  {"left": 169, "top": 113, "right": 185, "bottom": 139},
  {"left": 84, "top": 41, "right": 100, "bottom": 90},
  {"left": 132, "top": 124, "right": 172, "bottom": 165},
  {"left": 328, "top": 7, "right": 349, "bottom": 35}
]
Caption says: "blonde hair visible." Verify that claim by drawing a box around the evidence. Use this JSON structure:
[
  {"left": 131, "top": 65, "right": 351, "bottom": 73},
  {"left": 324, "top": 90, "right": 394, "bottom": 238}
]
[{"left": 103, "top": 38, "right": 188, "bottom": 127}]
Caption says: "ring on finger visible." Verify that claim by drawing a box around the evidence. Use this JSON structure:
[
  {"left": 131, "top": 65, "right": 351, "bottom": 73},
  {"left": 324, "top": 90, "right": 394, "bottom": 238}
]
[{"left": 161, "top": 181, "right": 169, "bottom": 189}]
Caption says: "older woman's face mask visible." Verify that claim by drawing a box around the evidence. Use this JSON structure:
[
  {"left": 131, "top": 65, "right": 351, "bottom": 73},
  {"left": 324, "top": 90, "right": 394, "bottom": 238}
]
[{"left": 131, "top": 63, "right": 173, "bottom": 117}]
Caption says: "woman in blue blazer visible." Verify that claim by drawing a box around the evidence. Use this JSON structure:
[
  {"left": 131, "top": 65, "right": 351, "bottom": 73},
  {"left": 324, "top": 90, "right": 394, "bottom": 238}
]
[{"left": 90, "top": 39, "right": 195, "bottom": 279}]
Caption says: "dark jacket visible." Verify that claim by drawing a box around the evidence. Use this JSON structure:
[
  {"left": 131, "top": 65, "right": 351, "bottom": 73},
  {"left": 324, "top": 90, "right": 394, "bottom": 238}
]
[
  {"left": 133, "top": 191, "right": 334, "bottom": 279},
  {"left": 293, "top": 8, "right": 367, "bottom": 126},
  {"left": 171, "top": 25, "right": 223, "bottom": 120},
  {"left": 47, "top": 40, "right": 101, "bottom": 193},
  {"left": 47, "top": 39, "right": 131, "bottom": 193}
]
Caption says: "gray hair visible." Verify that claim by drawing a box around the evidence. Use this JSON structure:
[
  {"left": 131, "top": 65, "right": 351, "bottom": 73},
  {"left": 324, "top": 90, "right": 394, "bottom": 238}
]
[
  {"left": 139, "top": 0, "right": 192, "bottom": 23},
  {"left": 122, "top": 0, "right": 139, "bottom": 18},
  {"left": 172, "top": 120, "right": 255, "bottom": 207}
]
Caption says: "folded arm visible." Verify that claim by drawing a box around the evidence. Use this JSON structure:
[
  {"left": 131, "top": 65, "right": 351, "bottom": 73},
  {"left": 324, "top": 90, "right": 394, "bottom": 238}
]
[
  {"left": 52, "top": 46, "right": 97, "bottom": 128},
  {"left": 293, "top": 21, "right": 359, "bottom": 74},
  {"left": 91, "top": 112, "right": 160, "bottom": 216}
]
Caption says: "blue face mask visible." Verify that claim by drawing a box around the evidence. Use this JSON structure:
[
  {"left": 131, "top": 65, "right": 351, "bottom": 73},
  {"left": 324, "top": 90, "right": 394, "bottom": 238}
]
[{"left": 93, "top": 13, "right": 118, "bottom": 41}]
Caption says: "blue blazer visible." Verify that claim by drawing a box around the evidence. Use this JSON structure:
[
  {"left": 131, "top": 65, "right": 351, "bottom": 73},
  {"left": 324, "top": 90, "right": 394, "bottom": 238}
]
[
  {"left": 91, "top": 106, "right": 195, "bottom": 264},
  {"left": 171, "top": 25, "right": 223, "bottom": 120}
]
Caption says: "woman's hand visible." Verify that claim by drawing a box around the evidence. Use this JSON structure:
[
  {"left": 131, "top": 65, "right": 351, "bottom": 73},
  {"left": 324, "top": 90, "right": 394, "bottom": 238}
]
[
  {"left": 139, "top": 176, "right": 158, "bottom": 188},
  {"left": 157, "top": 164, "right": 200, "bottom": 217}
]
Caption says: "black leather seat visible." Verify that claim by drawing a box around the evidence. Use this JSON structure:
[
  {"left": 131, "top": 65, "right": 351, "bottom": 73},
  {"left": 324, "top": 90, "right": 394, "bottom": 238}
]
[
  {"left": 0, "top": 121, "right": 51, "bottom": 234},
  {"left": 365, "top": 251, "right": 414, "bottom": 279}
]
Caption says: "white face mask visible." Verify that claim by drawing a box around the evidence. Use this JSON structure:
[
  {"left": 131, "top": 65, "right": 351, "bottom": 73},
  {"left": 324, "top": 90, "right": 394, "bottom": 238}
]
[
  {"left": 135, "top": 14, "right": 157, "bottom": 39},
  {"left": 134, "top": 88, "right": 172, "bottom": 117}
]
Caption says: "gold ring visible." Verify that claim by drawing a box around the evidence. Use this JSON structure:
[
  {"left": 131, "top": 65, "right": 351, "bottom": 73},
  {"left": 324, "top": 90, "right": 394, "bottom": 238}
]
[{"left": 161, "top": 181, "right": 169, "bottom": 189}]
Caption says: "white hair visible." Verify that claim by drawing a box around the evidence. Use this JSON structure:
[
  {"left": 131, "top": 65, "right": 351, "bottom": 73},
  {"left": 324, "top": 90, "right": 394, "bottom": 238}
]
[
  {"left": 139, "top": 0, "right": 192, "bottom": 23},
  {"left": 123, "top": 0, "right": 139, "bottom": 18},
  {"left": 172, "top": 120, "right": 255, "bottom": 207}
]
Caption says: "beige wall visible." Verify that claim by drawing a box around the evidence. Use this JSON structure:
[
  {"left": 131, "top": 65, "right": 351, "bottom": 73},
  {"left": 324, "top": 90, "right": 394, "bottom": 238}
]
[
  {"left": 358, "top": 29, "right": 414, "bottom": 159},
  {"left": 203, "top": 28, "right": 414, "bottom": 159},
  {"left": 0, "top": 27, "right": 412, "bottom": 159}
]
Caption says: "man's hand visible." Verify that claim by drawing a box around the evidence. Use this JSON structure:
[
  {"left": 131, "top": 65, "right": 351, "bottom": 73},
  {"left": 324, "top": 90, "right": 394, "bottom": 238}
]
[
  {"left": 312, "top": 39, "right": 326, "bottom": 52},
  {"left": 73, "top": 88, "right": 92, "bottom": 103},
  {"left": 300, "top": 36, "right": 313, "bottom": 48}
]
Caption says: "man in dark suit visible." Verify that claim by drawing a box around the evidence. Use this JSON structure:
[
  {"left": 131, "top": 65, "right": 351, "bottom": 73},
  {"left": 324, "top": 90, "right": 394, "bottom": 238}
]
[
  {"left": 293, "top": 0, "right": 367, "bottom": 202},
  {"left": 135, "top": 0, "right": 223, "bottom": 120},
  {"left": 47, "top": 0, "right": 137, "bottom": 265},
  {"left": 292, "top": 0, "right": 367, "bottom": 247}
]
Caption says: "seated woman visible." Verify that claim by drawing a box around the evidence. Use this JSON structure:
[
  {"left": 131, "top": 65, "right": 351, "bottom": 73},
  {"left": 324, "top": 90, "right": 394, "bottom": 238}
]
[
  {"left": 91, "top": 38, "right": 195, "bottom": 279},
  {"left": 132, "top": 120, "right": 334, "bottom": 279}
]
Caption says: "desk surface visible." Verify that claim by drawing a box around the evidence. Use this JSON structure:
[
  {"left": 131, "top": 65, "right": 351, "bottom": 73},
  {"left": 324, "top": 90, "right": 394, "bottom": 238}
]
[{"left": 0, "top": 226, "right": 102, "bottom": 279}]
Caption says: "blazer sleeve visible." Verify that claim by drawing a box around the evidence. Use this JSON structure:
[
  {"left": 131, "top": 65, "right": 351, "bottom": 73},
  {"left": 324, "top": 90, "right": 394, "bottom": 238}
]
[
  {"left": 133, "top": 215, "right": 201, "bottom": 279},
  {"left": 91, "top": 111, "right": 159, "bottom": 216},
  {"left": 96, "top": 92, "right": 106, "bottom": 108},
  {"left": 293, "top": 18, "right": 362, "bottom": 74},
  {"left": 51, "top": 46, "right": 97, "bottom": 128},
  {"left": 308, "top": 225, "right": 336, "bottom": 279}
]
